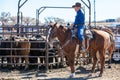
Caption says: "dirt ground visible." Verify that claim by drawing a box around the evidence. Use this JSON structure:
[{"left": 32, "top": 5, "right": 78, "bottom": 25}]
[{"left": 0, "top": 62, "right": 120, "bottom": 80}]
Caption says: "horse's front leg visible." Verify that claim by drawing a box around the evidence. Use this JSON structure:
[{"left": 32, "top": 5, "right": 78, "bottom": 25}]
[{"left": 66, "top": 55, "right": 75, "bottom": 78}]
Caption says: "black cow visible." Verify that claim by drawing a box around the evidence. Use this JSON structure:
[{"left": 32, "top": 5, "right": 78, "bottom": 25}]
[
  {"left": 29, "top": 35, "right": 58, "bottom": 69},
  {"left": 0, "top": 36, "right": 16, "bottom": 68}
]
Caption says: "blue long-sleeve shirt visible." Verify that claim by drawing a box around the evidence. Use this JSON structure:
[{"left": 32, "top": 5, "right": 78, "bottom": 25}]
[{"left": 74, "top": 9, "right": 85, "bottom": 26}]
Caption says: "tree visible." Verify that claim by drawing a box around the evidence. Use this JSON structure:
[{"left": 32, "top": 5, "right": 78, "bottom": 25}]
[
  {"left": 10, "top": 16, "right": 17, "bottom": 25},
  {"left": 0, "top": 12, "right": 11, "bottom": 25},
  {"left": 44, "top": 16, "right": 65, "bottom": 24},
  {"left": 54, "top": 17, "right": 65, "bottom": 24},
  {"left": 22, "top": 17, "right": 36, "bottom": 26}
]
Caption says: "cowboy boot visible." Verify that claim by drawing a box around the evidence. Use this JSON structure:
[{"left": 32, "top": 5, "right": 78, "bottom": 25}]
[{"left": 81, "top": 40, "right": 86, "bottom": 53}]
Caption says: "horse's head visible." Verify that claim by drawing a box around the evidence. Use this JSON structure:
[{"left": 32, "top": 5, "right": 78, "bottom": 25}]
[
  {"left": 47, "top": 22, "right": 69, "bottom": 41},
  {"left": 47, "top": 23, "right": 58, "bottom": 42}
]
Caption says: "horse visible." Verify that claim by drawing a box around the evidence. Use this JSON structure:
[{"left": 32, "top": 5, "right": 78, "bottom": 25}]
[
  {"left": 97, "top": 27, "right": 115, "bottom": 68},
  {"left": 47, "top": 23, "right": 115, "bottom": 77},
  {"left": 76, "top": 27, "right": 115, "bottom": 77},
  {"left": 47, "top": 23, "right": 85, "bottom": 78}
]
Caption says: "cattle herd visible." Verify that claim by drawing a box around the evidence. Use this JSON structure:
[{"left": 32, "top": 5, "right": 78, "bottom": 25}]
[{"left": 0, "top": 27, "right": 63, "bottom": 70}]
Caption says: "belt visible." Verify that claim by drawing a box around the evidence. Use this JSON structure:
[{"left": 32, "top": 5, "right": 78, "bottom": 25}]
[{"left": 74, "top": 24, "right": 84, "bottom": 27}]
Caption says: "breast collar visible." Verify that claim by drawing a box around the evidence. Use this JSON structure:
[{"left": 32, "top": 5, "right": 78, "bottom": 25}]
[{"left": 60, "top": 40, "right": 70, "bottom": 49}]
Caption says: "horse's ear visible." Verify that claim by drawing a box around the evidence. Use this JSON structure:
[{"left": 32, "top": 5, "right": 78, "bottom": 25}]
[
  {"left": 64, "top": 26, "right": 68, "bottom": 30},
  {"left": 54, "top": 22, "right": 60, "bottom": 28},
  {"left": 60, "top": 25, "right": 63, "bottom": 28},
  {"left": 49, "top": 21, "right": 54, "bottom": 27}
]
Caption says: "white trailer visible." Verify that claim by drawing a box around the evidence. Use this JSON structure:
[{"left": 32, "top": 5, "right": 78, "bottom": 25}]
[{"left": 112, "top": 34, "right": 120, "bottom": 62}]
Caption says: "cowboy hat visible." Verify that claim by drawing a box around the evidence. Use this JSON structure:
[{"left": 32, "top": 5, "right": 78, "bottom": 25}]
[{"left": 72, "top": 2, "right": 81, "bottom": 8}]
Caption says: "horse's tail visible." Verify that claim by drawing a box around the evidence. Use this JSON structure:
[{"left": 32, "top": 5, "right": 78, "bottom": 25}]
[{"left": 103, "top": 28, "right": 116, "bottom": 51}]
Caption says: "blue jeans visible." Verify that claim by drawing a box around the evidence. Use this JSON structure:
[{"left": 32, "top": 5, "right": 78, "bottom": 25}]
[{"left": 77, "top": 26, "right": 84, "bottom": 41}]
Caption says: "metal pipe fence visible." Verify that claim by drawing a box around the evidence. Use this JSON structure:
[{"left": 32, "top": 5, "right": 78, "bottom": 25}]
[{"left": 0, "top": 25, "right": 68, "bottom": 71}]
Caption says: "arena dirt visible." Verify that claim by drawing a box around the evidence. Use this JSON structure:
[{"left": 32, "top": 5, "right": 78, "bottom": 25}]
[{"left": 0, "top": 63, "right": 120, "bottom": 80}]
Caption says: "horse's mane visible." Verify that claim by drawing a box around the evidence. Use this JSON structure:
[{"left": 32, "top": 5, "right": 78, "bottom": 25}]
[
  {"left": 59, "top": 25, "right": 71, "bottom": 33},
  {"left": 59, "top": 25, "right": 72, "bottom": 38},
  {"left": 65, "top": 27, "right": 71, "bottom": 33}
]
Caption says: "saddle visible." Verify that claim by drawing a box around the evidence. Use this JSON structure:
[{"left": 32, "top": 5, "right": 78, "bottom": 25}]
[
  {"left": 83, "top": 26, "right": 93, "bottom": 39},
  {"left": 70, "top": 26, "right": 93, "bottom": 52},
  {"left": 71, "top": 26, "right": 93, "bottom": 40}
]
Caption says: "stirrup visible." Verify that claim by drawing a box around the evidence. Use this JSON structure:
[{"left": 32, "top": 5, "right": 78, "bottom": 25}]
[
  {"left": 72, "top": 35, "right": 76, "bottom": 38},
  {"left": 81, "top": 47, "right": 86, "bottom": 53}
]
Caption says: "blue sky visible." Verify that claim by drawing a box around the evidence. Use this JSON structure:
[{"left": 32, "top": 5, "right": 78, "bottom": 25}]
[{"left": 0, "top": 0, "right": 120, "bottom": 23}]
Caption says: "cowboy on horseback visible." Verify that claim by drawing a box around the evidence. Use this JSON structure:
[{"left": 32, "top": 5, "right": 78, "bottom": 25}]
[{"left": 72, "top": 2, "right": 86, "bottom": 52}]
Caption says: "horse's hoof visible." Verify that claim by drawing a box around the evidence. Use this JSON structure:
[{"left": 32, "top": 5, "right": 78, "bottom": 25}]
[
  {"left": 69, "top": 73, "right": 75, "bottom": 78},
  {"left": 75, "top": 62, "right": 78, "bottom": 65},
  {"left": 98, "top": 74, "right": 102, "bottom": 77}
]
